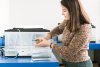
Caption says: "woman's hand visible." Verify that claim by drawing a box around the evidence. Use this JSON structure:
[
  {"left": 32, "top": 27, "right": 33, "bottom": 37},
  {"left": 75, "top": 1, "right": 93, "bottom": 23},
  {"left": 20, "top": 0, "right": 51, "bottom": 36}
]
[{"left": 35, "top": 37, "right": 50, "bottom": 47}]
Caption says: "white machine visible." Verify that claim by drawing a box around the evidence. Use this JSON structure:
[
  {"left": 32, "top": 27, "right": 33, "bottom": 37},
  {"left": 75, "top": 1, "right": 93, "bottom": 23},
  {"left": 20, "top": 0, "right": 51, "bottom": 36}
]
[{"left": 4, "top": 28, "right": 51, "bottom": 57}]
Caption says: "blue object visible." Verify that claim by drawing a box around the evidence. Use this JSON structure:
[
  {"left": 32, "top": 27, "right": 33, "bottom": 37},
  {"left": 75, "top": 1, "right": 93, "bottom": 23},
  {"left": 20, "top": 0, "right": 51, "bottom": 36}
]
[
  {"left": 0, "top": 36, "right": 5, "bottom": 48},
  {"left": 0, "top": 37, "right": 3, "bottom": 46},
  {"left": 89, "top": 43, "right": 100, "bottom": 50},
  {"left": 0, "top": 37, "right": 3, "bottom": 47},
  {"left": 52, "top": 36, "right": 58, "bottom": 44},
  {"left": 0, "top": 52, "right": 59, "bottom": 67},
  {"left": 0, "top": 62, "right": 59, "bottom": 67},
  {"left": 2, "top": 36, "right": 5, "bottom": 45}
]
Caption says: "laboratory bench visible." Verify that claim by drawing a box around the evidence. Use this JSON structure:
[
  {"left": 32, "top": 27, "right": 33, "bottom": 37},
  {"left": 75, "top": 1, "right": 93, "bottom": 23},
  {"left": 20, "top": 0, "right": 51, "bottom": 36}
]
[{"left": 0, "top": 52, "right": 59, "bottom": 67}]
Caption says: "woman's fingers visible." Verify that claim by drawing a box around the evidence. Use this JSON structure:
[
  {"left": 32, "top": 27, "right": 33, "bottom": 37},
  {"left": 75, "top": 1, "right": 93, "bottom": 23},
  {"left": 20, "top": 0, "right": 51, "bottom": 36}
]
[
  {"left": 36, "top": 39, "right": 50, "bottom": 47},
  {"left": 35, "top": 39, "right": 43, "bottom": 44},
  {"left": 36, "top": 37, "right": 45, "bottom": 42}
]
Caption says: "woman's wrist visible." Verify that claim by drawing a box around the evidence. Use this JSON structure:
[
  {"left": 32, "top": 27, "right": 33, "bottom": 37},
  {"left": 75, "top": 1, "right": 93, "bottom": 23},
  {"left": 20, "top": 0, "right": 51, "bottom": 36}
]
[
  {"left": 50, "top": 43, "right": 52, "bottom": 48},
  {"left": 50, "top": 43, "right": 55, "bottom": 48}
]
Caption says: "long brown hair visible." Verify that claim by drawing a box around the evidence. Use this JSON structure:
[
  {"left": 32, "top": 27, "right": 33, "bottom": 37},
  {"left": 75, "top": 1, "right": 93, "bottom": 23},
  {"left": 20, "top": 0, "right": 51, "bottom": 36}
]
[{"left": 61, "top": 0, "right": 91, "bottom": 32}]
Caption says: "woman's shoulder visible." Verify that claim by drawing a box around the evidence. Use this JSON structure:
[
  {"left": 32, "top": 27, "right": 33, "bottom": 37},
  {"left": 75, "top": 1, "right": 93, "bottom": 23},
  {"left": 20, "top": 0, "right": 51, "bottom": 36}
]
[
  {"left": 79, "top": 24, "right": 92, "bottom": 32},
  {"left": 80, "top": 24, "right": 92, "bottom": 29}
]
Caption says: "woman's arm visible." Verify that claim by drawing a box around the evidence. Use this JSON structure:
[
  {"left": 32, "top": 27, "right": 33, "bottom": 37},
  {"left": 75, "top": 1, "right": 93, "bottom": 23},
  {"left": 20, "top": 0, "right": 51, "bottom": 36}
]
[
  {"left": 36, "top": 20, "right": 67, "bottom": 47},
  {"left": 47, "top": 20, "right": 67, "bottom": 39},
  {"left": 52, "top": 24, "right": 92, "bottom": 55}
]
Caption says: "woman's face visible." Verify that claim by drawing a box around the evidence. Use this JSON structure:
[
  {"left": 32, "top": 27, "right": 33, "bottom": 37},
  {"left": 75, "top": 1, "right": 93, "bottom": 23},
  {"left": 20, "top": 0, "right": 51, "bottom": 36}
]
[{"left": 61, "top": 5, "right": 70, "bottom": 20}]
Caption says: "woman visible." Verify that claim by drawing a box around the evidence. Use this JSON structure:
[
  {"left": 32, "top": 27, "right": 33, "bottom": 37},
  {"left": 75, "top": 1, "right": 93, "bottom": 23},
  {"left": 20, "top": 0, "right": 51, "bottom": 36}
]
[{"left": 36, "top": 0, "right": 93, "bottom": 67}]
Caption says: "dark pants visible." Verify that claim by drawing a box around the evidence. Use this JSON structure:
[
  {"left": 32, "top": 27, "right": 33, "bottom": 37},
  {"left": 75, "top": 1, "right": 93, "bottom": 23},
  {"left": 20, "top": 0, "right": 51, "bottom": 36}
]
[{"left": 62, "top": 59, "right": 93, "bottom": 67}]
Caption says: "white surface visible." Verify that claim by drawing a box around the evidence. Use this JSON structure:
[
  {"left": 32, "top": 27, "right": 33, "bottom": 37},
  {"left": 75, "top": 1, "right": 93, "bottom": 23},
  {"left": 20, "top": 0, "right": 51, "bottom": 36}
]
[
  {"left": 0, "top": 0, "right": 10, "bottom": 36},
  {"left": 8, "top": 0, "right": 62, "bottom": 30},
  {"left": 81, "top": 0, "right": 100, "bottom": 43},
  {"left": 0, "top": 0, "right": 100, "bottom": 40}
]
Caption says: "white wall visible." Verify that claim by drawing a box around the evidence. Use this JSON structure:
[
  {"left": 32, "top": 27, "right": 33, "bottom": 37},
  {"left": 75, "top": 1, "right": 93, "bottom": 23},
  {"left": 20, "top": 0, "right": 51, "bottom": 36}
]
[
  {"left": 0, "top": 0, "right": 100, "bottom": 40},
  {"left": 0, "top": 0, "right": 9, "bottom": 36},
  {"left": 9, "top": 0, "right": 63, "bottom": 29},
  {"left": 81, "top": 0, "right": 100, "bottom": 42}
]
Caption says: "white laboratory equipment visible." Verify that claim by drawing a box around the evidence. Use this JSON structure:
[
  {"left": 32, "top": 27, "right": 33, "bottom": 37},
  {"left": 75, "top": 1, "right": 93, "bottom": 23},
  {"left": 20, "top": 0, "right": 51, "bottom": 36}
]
[{"left": 4, "top": 28, "right": 51, "bottom": 57}]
